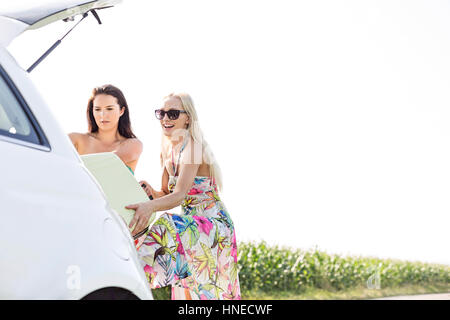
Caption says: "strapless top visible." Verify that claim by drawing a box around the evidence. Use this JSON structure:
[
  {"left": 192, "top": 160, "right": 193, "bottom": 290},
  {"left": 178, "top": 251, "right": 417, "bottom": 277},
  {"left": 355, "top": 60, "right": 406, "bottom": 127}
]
[
  {"left": 126, "top": 165, "right": 134, "bottom": 175},
  {"left": 168, "top": 175, "right": 221, "bottom": 210}
]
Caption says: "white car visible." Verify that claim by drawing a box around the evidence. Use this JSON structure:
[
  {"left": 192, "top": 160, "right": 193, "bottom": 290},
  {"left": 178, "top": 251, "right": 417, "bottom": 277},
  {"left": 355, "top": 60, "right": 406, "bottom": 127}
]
[{"left": 0, "top": 0, "right": 153, "bottom": 300}]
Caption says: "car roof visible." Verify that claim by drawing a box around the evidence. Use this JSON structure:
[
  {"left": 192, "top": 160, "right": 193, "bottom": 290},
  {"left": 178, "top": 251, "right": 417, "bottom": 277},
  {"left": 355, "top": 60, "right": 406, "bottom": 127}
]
[{"left": 0, "top": 0, "right": 121, "bottom": 46}]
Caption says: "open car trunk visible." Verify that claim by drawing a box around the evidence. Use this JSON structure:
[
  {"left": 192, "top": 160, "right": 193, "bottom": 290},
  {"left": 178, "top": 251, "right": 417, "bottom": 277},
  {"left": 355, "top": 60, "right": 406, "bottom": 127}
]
[{"left": 0, "top": 0, "right": 121, "bottom": 46}]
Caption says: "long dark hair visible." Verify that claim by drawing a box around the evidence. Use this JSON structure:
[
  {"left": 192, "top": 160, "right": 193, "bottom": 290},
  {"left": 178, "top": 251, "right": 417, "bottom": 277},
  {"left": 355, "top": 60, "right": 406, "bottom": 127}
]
[{"left": 86, "top": 84, "right": 136, "bottom": 138}]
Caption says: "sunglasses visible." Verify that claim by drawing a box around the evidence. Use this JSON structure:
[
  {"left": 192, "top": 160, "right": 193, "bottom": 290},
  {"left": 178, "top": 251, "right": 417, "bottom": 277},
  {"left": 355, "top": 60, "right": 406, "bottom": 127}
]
[{"left": 155, "top": 109, "right": 187, "bottom": 120}]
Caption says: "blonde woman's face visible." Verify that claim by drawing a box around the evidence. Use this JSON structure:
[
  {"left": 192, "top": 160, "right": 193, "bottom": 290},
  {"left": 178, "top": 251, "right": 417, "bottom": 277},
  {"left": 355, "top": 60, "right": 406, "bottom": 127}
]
[
  {"left": 93, "top": 94, "right": 124, "bottom": 131},
  {"left": 159, "top": 96, "right": 189, "bottom": 137}
]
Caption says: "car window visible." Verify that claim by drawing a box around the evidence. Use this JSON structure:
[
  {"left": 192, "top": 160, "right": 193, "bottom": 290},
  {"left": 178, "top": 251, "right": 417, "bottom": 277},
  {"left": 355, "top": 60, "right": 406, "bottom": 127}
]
[{"left": 0, "top": 66, "right": 47, "bottom": 147}]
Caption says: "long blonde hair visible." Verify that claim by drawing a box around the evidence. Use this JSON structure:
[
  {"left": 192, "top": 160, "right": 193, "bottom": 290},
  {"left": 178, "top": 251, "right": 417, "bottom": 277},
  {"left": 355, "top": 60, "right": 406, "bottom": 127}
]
[{"left": 161, "top": 93, "right": 223, "bottom": 191}]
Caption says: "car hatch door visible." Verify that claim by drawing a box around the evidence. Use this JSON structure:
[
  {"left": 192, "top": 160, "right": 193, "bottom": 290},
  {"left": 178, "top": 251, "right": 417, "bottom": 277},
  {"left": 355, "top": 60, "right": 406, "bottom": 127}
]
[{"left": 0, "top": 0, "right": 121, "bottom": 46}]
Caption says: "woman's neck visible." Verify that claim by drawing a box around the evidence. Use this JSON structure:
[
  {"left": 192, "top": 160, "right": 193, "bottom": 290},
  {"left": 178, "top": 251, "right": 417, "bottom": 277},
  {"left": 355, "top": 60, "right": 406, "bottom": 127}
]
[{"left": 92, "top": 128, "right": 122, "bottom": 145}]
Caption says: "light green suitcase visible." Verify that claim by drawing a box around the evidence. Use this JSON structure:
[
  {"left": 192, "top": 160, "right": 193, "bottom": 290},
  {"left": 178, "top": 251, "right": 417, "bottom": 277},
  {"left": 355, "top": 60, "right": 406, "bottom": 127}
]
[{"left": 81, "top": 152, "right": 161, "bottom": 246}]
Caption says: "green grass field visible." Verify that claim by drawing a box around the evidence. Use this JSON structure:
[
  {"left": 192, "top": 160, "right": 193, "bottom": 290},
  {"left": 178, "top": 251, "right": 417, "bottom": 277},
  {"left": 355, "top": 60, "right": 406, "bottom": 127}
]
[
  {"left": 152, "top": 241, "right": 450, "bottom": 300},
  {"left": 242, "top": 283, "right": 450, "bottom": 300}
]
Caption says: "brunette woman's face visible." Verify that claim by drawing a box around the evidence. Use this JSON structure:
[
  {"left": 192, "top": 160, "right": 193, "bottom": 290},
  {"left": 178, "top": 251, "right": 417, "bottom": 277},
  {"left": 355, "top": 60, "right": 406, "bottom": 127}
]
[
  {"left": 160, "top": 97, "right": 189, "bottom": 137},
  {"left": 93, "top": 94, "right": 124, "bottom": 131}
]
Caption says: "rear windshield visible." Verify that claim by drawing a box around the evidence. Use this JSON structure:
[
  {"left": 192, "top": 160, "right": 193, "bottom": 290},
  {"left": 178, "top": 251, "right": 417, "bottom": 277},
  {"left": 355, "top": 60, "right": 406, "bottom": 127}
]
[{"left": 0, "top": 65, "right": 46, "bottom": 146}]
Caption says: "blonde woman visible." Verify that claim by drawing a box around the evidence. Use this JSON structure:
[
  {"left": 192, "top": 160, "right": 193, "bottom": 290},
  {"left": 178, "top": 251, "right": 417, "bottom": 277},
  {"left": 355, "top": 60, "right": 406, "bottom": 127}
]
[{"left": 126, "top": 93, "right": 240, "bottom": 300}]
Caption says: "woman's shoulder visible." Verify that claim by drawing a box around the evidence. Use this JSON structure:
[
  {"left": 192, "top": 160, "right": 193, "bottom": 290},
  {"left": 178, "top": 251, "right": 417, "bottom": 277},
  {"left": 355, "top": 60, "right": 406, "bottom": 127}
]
[
  {"left": 180, "top": 137, "right": 206, "bottom": 166},
  {"left": 121, "top": 137, "right": 143, "bottom": 147},
  {"left": 68, "top": 132, "right": 92, "bottom": 152},
  {"left": 182, "top": 136, "right": 201, "bottom": 152},
  {"left": 68, "top": 132, "right": 91, "bottom": 144},
  {"left": 119, "top": 137, "right": 143, "bottom": 154}
]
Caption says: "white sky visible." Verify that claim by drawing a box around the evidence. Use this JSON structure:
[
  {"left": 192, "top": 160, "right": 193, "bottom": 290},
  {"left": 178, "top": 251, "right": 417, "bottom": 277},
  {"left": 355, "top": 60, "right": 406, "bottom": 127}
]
[{"left": 7, "top": 0, "right": 450, "bottom": 266}]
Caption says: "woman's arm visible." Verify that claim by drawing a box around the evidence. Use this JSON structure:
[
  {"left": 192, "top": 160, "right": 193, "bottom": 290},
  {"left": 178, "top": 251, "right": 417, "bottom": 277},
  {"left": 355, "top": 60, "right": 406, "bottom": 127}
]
[
  {"left": 153, "top": 162, "right": 200, "bottom": 211},
  {"left": 161, "top": 166, "right": 170, "bottom": 195},
  {"left": 159, "top": 152, "right": 170, "bottom": 196},
  {"left": 126, "top": 161, "right": 200, "bottom": 236},
  {"left": 146, "top": 138, "right": 200, "bottom": 210}
]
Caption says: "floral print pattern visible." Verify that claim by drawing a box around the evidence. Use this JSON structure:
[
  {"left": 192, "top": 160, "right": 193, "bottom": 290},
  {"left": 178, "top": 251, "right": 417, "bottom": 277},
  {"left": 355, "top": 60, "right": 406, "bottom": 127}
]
[{"left": 137, "top": 176, "right": 241, "bottom": 300}]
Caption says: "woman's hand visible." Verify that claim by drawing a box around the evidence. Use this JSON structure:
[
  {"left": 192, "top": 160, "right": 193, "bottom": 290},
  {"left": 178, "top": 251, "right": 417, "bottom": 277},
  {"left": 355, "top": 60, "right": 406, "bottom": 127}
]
[
  {"left": 139, "top": 180, "right": 156, "bottom": 198},
  {"left": 139, "top": 180, "right": 167, "bottom": 199},
  {"left": 125, "top": 201, "right": 155, "bottom": 237}
]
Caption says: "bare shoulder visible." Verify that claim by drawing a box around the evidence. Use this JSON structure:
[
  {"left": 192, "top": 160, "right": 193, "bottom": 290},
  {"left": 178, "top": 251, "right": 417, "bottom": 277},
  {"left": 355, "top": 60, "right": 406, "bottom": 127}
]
[
  {"left": 181, "top": 137, "right": 204, "bottom": 167},
  {"left": 122, "top": 137, "right": 143, "bottom": 149},
  {"left": 183, "top": 136, "right": 201, "bottom": 152},
  {"left": 119, "top": 137, "right": 143, "bottom": 155},
  {"left": 68, "top": 132, "right": 91, "bottom": 152},
  {"left": 68, "top": 132, "right": 90, "bottom": 144},
  {"left": 68, "top": 132, "right": 81, "bottom": 140}
]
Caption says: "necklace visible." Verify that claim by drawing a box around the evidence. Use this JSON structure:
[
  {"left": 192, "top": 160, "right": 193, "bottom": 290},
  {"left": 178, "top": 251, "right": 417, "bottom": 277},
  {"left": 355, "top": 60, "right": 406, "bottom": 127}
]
[
  {"left": 168, "top": 137, "right": 189, "bottom": 193},
  {"left": 171, "top": 138, "right": 188, "bottom": 176}
]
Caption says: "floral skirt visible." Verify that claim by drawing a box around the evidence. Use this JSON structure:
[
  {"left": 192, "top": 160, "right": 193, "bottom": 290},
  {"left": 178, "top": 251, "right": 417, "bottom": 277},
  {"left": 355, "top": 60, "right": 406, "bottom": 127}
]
[{"left": 137, "top": 200, "right": 241, "bottom": 300}]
